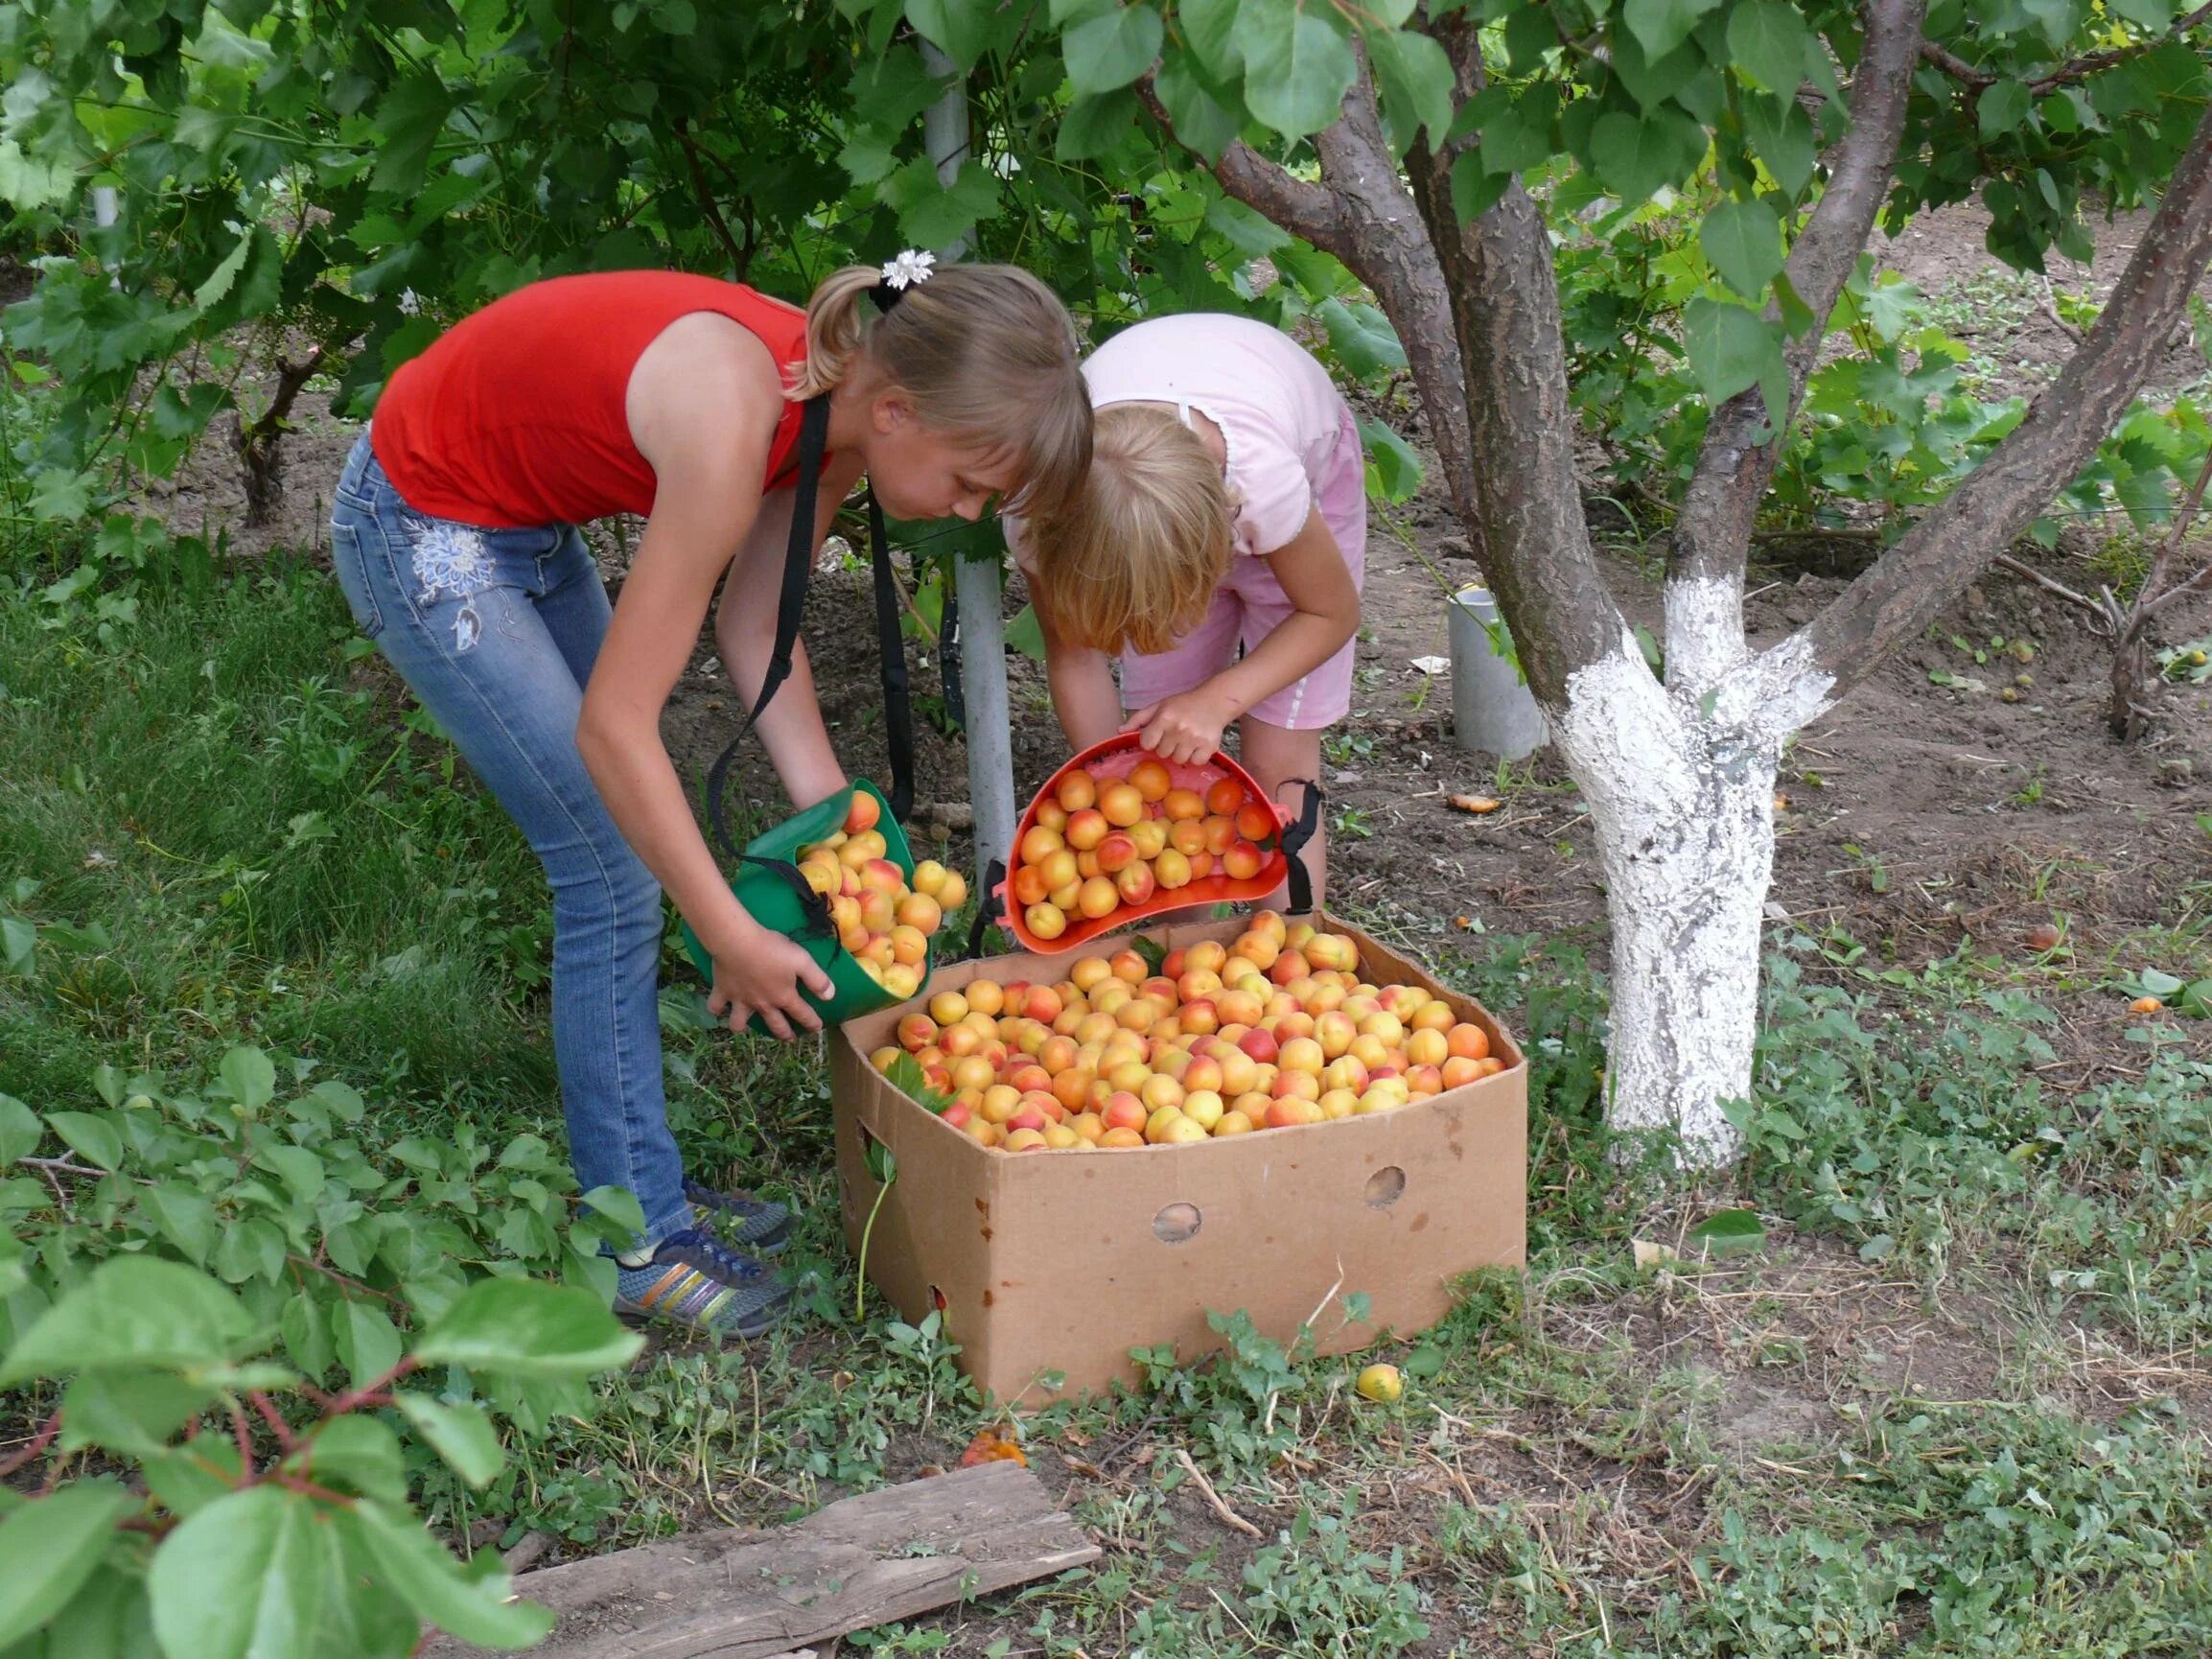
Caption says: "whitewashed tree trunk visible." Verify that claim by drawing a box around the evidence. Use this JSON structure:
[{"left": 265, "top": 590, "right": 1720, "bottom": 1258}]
[{"left": 1548, "top": 632, "right": 1778, "bottom": 1161}]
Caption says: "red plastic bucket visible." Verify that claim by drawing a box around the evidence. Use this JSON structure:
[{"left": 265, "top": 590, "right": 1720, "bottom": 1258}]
[{"left": 993, "top": 734, "right": 1313, "bottom": 954}]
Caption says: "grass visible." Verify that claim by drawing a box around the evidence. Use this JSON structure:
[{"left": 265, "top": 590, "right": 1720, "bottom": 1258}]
[{"left": 7, "top": 543, "right": 2212, "bottom": 1654}]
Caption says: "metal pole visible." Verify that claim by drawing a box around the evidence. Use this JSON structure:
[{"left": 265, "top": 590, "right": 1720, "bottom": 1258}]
[{"left": 918, "top": 43, "right": 1018, "bottom": 897}]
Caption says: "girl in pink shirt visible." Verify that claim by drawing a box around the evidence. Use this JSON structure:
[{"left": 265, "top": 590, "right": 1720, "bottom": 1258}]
[{"left": 1013, "top": 313, "right": 1364, "bottom": 906}]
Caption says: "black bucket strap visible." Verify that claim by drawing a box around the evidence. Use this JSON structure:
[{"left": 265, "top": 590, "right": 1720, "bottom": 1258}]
[
  {"left": 867, "top": 493, "right": 916, "bottom": 825},
  {"left": 964, "top": 856, "right": 1007, "bottom": 961},
  {"left": 706, "top": 394, "right": 830, "bottom": 860},
  {"left": 738, "top": 853, "right": 834, "bottom": 939},
  {"left": 703, "top": 396, "right": 917, "bottom": 859},
  {"left": 1277, "top": 778, "right": 1323, "bottom": 917}
]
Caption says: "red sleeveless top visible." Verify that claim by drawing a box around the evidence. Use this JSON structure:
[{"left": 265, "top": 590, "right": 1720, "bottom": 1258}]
[{"left": 370, "top": 271, "right": 813, "bottom": 529}]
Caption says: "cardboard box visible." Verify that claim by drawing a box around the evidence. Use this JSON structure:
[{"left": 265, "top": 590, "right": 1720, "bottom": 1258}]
[{"left": 829, "top": 915, "right": 1526, "bottom": 1404}]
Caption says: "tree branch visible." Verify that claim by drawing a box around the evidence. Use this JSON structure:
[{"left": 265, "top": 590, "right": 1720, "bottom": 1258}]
[
  {"left": 673, "top": 117, "right": 751, "bottom": 279},
  {"left": 1795, "top": 98, "right": 2212, "bottom": 698},
  {"left": 1137, "top": 62, "right": 1481, "bottom": 534},
  {"left": 1919, "top": 3, "right": 2212, "bottom": 94},
  {"left": 1672, "top": 0, "right": 1927, "bottom": 689},
  {"left": 1385, "top": 16, "right": 1627, "bottom": 705},
  {"left": 1134, "top": 79, "right": 1342, "bottom": 245}
]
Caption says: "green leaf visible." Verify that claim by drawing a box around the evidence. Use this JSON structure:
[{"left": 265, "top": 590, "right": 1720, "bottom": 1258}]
[
  {"left": 0, "top": 1092, "right": 40, "bottom": 1163},
  {"left": 1057, "top": 88, "right": 1142, "bottom": 160},
  {"left": 0, "top": 1482, "right": 136, "bottom": 1648},
  {"left": 44, "top": 1110, "right": 122, "bottom": 1172},
  {"left": 1234, "top": 0, "right": 1358, "bottom": 140},
  {"left": 1317, "top": 298, "right": 1406, "bottom": 380},
  {"left": 141, "top": 1184, "right": 219, "bottom": 1267},
  {"left": 1006, "top": 602, "right": 1047, "bottom": 661},
  {"left": 212, "top": 1217, "right": 286, "bottom": 1286},
  {"left": 1153, "top": 49, "right": 1240, "bottom": 163},
  {"left": 59, "top": 1372, "right": 212, "bottom": 1458},
  {"left": 1978, "top": 80, "right": 2034, "bottom": 139},
  {"left": 220, "top": 1045, "right": 275, "bottom": 1114},
  {"left": 1622, "top": 0, "right": 1722, "bottom": 61},
  {"left": 337, "top": 1301, "right": 404, "bottom": 1390},
  {"left": 368, "top": 73, "right": 454, "bottom": 198},
  {"left": 148, "top": 1484, "right": 332, "bottom": 1659},
  {"left": 1687, "top": 1207, "right": 1767, "bottom": 1255},
  {"left": 280, "top": 1295, "right": 337, "bottom": 1383},
  {"left": 1363, "top": 24, "right": 1455, "bottom": 154},
  {"left": 257, "top": 1145, "right": 325, "bottom": 1205},
  {"left": 0, "top": 1257, "right": 255, "bottom": 1385},
  {"left": 1064, "top": 4, "right": 1162, "bottom": 94},
  {"left": 1359, "top": 414, "right": 1424, "bottom": 502},
  {"left": 342, "top": 1500, "right": 554, "bottom": 1649},
  {"left": 1724, "top": 2, "right": 1810, "bottom": 94},
  {"left": 300, "top": 1414, "right": 407, "bottom": 1506},
  {"left": 1179, "top": 0, "right": 1245, "bottom": 77},
  {"left": 878, "top": 156, "right": 1001, "bottom": 251},
  {"left": 1589, "top": 109, "right": 1708, "bottom": 204},
  {"left": 2, "top": 916, "right": 33, "bottom": 974},
  {"left": 2140, "top": 968, "right": 2186, "bottom": 996},
  {"left": 838, "top": 131, "right": 896, "bottom": 188},
  {"left": 905, "top": 0, "right": 992, "bottom": 69},
  {"left": 412, "top": 1279, "right": 643, "bottom": 1379},
  {"left": 0, "top": 139, "right": 75, "bottom": 212},
  {"left": 140, "top": 1439, "right": 244, "bottom": 1521},
  {"left": 2110, "top": 0, "right": 2177, "bottom": 22},
  {"left": 396, "top": 1394, "right": 506, "bottom": 1488},
  {"left": 1204, "top": 196, "right": 1292, "bottom": 258},
  {"left": 1451, "top": 149, "right": 1510, "bottom": 221},
  {"left": 1700, "top": 196, "right": 1785, "bottom": 298},
  {"left": 1402, "top": 1345, "right": 1445, "bottom": 1380},
  {"left": 1684, "top": 295, "right": 1784, "bottom": 406},
  {"left": 577, "top": 1184, "right": 647, "bottom": 1239},
  {"left": 193, "top": 230, "right": 255, "bottom": 313},
  {"left": 1741, "top": 90, "right": 1815, "bottom": 198}
]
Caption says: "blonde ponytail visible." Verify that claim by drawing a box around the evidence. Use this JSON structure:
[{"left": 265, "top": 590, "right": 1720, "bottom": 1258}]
[
  {"left": 790, "top": 261, "right": 1093, "bottom": 521},
  {"left": 789, "top": 266, "right": 883, "bottom": 402}
]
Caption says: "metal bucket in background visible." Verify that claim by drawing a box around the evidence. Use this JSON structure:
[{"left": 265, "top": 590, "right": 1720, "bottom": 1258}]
[{"left": 1447, "top": 586, "right": 1548, "bottom": 760}]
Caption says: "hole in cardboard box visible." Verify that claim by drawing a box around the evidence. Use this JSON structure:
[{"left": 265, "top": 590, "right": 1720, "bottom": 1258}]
[
  {"left": 930, "top": 1284, "right": 947, "bottom": 1311},
  {"left": 1152, "top": 1202, "right": 1202, "bottom": 1244},
  {"left": 1364, "top": 1166, "right": 1407, "bottom": 1209},
  {"left": 859, "top": 1124, "right": 884, "bottom": 1166}
]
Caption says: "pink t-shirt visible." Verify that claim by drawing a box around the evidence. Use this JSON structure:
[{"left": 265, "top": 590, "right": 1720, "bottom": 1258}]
[
  {"left": 1005, "top": 313, "right": 1352, "bottom": 568},
  {"left": 1083, "top": 313, "right": 1347, "bottom": 556}
]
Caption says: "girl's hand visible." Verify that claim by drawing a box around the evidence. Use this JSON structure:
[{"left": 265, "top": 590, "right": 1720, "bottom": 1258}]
[
  {"left": 1125, "top": 687, "right": 1238, "bottom": 765},
  {"left": 708, "top": 924, "right": 835, "bottom": 1040}
]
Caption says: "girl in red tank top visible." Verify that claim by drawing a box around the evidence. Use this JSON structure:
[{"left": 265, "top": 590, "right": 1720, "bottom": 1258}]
[{"left": 328, "top": 258, "right": 1089, "bottom": 1336}]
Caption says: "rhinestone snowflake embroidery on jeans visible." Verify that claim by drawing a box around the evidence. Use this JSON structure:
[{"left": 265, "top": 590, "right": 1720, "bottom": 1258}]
[{"left": 411, "top": 522, "right": 492, "bottom": 652}]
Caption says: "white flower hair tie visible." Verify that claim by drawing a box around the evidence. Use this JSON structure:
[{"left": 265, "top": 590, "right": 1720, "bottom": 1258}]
[{"left": 879, "top": 248, "right": 937, "bottom": 290}]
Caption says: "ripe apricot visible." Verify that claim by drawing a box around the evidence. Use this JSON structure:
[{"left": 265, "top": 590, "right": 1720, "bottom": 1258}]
[
  {"left": 1025, "top": 901, "right": 1067, "bottom": 941},
  {"left": 1057, "top": 769, "right": 1099, "bottom": 812},
  {"left": 1130, "top": 757, "right": 1173, "bottom": 801},
  {"left": 1163, "top": 786, "right": 1206, "bottom": 822},
  {"left": 1206, "top": 776, "right": 1246, "bottom": 815},
  {"left": 1099, "top": 782, "right": 1146, "bottom": 827}
]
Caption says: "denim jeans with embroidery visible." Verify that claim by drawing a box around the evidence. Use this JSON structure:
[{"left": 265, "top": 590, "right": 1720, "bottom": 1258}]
[{"left": 329, "top": 432, "right": 691, "bottom": 1245}]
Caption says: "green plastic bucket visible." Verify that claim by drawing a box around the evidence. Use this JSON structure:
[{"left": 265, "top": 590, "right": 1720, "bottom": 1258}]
[{"left": 681, "top": 779, "right": 929, "bottom": 1035}]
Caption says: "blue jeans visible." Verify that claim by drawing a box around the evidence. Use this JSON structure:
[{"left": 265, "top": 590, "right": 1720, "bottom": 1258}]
[{"left": 329, "top": 433, "right": 690, "bottom": 1245}]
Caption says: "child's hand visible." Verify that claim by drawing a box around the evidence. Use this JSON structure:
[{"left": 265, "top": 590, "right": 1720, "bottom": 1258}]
[{"left": 1125, "top": 688, "right": 1236, "bottom": 765}]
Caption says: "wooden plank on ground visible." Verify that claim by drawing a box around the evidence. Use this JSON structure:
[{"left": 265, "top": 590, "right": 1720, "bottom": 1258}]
[{"left": 421, "top": 1460, "right": 1099, "bottom": 1659}]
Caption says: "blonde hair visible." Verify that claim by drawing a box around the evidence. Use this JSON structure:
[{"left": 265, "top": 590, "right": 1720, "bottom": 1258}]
[
  {"left": 790, "top": 263, "right": 1091, "bottom": 518},
  {"left": 1029, "top": 403, "right": 1232, "bottom": 657}
]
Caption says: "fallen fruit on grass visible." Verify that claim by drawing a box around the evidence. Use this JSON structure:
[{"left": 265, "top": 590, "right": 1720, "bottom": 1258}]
[
  {"left": 957, "top": 1430, "right": 1028, "bottom": 1467},
  {"left": 1448, "top": 794, "right": 1501, "bottom": 815},
  {"left": 1355, "top": 1364, "right": 1403, "bottom": 1403},
  {"left": 2024, "top": 923, "right": 2061, "bottom": 951},
  {"left": 2131, "top": 995, "right": 2165, "bottom": 1014}
]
